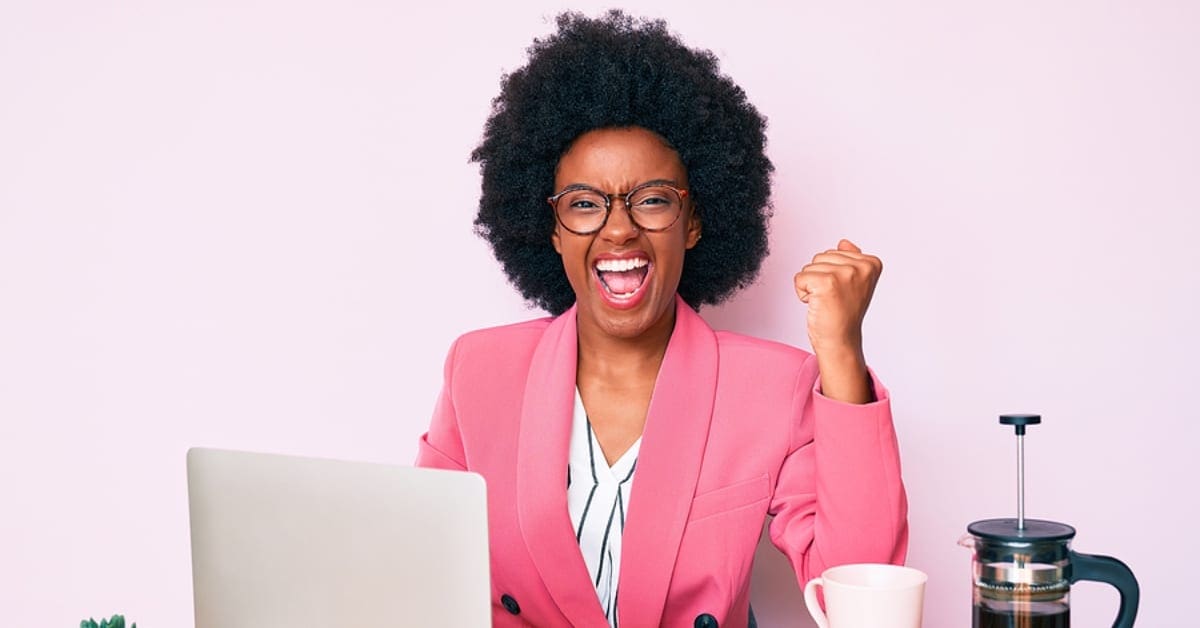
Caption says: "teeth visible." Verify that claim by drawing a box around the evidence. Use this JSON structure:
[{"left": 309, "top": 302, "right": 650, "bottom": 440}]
[{"left": 594, "top": 257, "right": 649, "bottom": 272}]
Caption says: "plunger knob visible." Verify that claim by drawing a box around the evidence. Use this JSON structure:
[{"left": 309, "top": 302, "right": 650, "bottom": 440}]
[{"left": 1000, "top": 413, "right": 1041, "bottom": 435}]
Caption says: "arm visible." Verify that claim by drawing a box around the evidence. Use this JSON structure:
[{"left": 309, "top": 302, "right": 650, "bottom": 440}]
[
  {"left": 776, "top": 238, "right": 907, "bottom": 584},
  {"left": 767, "top": 362, "right": 908, "bottom": 585},
  {"left": 415, "top": 337, "right": 468, "bottom": 471}
]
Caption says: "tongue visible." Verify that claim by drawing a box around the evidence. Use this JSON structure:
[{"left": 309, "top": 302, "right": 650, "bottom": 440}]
[{"left": 601, "top": 267, "right": 647, "bottom": 294}]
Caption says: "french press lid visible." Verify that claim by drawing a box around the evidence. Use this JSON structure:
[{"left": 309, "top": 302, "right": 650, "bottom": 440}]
[{"left": 968, "top": 518, "right": 1075, "bottom": 543}]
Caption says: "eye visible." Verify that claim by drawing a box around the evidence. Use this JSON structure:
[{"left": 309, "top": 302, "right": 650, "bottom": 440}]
[
  {"left": 561, "top": 190, "right": 606, "bottom": 213},
  {"left": 630, "top": 186, "right": 678, "bottom": 210}
]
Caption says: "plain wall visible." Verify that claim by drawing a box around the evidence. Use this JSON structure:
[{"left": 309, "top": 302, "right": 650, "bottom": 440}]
[{"left": 2, "top": 1, "right": 1197, "bottom": 625}]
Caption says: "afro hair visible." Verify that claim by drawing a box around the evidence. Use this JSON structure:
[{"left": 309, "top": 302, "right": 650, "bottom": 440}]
[{"left": 471, "top": 10, "right": 773, "bottom": 315}]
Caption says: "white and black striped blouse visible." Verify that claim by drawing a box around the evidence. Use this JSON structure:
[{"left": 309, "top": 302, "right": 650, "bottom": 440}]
[{"left": 566, "top": 388, "right": 641, "bottom": 628}]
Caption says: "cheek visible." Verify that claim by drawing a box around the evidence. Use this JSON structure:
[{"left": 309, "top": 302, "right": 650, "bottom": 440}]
[
  {"left": 555, "top": 235, "right": 593, "bottom": 277},
  {"left": 560, "top": 236, "right": 587, "bottom": 260},
  {"left": 656, "top": 233, "right": 691, "bottom": 267}
]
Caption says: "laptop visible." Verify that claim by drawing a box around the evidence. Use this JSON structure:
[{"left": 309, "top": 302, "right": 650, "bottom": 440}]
[{"left": 186, "top": 448, "right": 491, "bottom": 628}]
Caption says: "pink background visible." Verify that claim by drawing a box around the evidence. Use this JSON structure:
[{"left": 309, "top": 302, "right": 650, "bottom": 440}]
[{"left": 1, "top": 1, "right": 1196, "bottom": 626}]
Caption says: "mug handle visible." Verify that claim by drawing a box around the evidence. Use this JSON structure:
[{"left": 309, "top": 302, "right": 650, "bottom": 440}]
[
  {"left": 1069, "top": 550, "right": 1140, "bottom": 628},
  {"left": 803, "top": 577, "right": 829, "bottom": 628}
]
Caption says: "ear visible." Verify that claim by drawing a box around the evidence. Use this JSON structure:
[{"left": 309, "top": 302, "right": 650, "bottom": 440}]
[
  {"left": 684, "top": 207, "right": 702, "bottom": 249},
  {"left": 551, "top": 225, "right": 563, "bottom": 254}
]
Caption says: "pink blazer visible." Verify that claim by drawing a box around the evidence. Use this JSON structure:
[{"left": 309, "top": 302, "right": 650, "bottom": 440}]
[{"left": 416, "top": 296, "right": 907, "bottom": 627}]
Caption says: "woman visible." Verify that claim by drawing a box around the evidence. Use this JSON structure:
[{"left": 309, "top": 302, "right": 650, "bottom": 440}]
[{"left": 416, "top": 11, "right": 907, "bottom": 628}]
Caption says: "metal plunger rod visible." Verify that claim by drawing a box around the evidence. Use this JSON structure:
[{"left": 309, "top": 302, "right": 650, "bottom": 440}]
[
  {"left": 1017, "top": 433, "right": 1025, "bottom": 529},
  {"left": 999, "top": 414, "right": 1040, "bottom": 531}
]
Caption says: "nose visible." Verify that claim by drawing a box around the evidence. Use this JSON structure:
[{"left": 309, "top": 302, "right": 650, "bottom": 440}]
[{"left": 599, "top": 197, "right": 639, "bottom": 244}]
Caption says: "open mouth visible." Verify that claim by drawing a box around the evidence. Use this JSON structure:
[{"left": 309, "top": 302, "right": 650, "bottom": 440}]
[{"left": 594, "top": 256, "right": 650, "bottom": 299}]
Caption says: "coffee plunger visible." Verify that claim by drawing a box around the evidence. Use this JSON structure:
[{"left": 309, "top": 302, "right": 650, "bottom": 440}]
[{"left": 958, "top": 414, "right": 1140, "bottom": 627}]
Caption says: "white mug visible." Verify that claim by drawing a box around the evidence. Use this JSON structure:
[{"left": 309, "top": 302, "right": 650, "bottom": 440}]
[{"left": 803, "top": 563, "right": 927, "bottom": 628}]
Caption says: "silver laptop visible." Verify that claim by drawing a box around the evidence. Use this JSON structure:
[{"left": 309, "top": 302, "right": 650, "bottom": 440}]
[{"left": 187, "top": 448, "right": 491, "bottom": 627}]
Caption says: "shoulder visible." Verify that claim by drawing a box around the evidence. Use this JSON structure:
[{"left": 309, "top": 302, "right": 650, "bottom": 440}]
[
  {"left": 714, "top": 329, "right": 813, "bottom": 371},
  {"left": 710, "top": 329, "right": 819, "bottom": 399},
  {"left": 446, "top": 316, "right": 554, "bottom": 362}
]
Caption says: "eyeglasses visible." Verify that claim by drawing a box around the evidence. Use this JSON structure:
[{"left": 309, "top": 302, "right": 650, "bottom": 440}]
[{"left": 547, "top": 182, "right": 689, "bottom": 235}]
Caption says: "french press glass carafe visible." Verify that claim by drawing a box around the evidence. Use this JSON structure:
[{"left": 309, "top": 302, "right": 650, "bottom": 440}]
[{"left": 959, "top": 414, "right": 1140, "bottom": 627}]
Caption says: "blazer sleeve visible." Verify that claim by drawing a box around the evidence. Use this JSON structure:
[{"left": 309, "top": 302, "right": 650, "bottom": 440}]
[
  {"left": 766, "top": 356, "right": 909, "bottom": 586},
  {"left": 415, "top": 337, "right": 468, "bottom": 471}
]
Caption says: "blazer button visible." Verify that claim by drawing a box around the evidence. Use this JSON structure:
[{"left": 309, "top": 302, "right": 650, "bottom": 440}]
[
  {"left": 501, "top": 594, "right": 521, "bottom": 615},
  {"left": 694, "top": 613, "right": 718, "bottom": 628}
]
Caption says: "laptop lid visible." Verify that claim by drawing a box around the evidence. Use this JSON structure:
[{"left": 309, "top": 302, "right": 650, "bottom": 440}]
[{"left": 187, "top": 448, "right": 490, "bottom": 627}]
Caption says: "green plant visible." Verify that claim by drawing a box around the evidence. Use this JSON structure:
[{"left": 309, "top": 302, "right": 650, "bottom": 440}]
[{"left": 80, "top": 615, "right": 135, "bottom": 628}]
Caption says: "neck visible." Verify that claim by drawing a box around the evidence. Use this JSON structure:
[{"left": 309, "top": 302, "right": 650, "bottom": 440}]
[{"left": 575, "top": 302, "right": 678, "bottom": 384}]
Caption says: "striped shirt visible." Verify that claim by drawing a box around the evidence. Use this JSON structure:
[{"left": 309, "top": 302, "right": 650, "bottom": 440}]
[{"left": 566, "top": 388, "right": 641, "bottom": 628}]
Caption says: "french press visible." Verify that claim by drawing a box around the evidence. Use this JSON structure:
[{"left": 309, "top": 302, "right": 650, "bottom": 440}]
[{"left": 959, "top": 414, "right": 1140, "bottom": 627}]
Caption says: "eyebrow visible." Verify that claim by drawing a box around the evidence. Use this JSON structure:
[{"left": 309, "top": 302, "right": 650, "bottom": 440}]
[{"left": 558, "top": 178, "right": 681, "bottom": 192}]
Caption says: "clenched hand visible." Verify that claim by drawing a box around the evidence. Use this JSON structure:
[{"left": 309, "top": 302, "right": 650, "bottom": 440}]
[{"left": 793, "top": 239, "right": 882, "bottom": 404}]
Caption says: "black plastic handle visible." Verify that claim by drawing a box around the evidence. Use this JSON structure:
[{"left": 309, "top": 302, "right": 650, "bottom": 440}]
[{"left": 1069, "top": 550, "right": 1140, "bottom": 628}]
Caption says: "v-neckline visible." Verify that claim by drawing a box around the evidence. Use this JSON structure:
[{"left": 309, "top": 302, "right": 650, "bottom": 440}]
[{"left": 574, "top": 387, "right": 642, "bottom": 480}]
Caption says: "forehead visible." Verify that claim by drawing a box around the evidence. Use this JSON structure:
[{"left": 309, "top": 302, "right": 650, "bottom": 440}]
[{"left": 555, "top": 127, "right": 687, "bottom": 189}]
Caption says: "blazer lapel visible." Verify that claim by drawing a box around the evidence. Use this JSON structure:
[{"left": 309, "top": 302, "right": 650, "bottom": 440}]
[
  {"left": 516, "top": 304, "right": 610, "bottom": 628},
  {"left": 618, "top": 296, "right": 719, "bottom": 626}
]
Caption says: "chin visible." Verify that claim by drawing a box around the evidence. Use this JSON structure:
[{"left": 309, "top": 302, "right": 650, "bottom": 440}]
[
  {"left": 595, "top": 315, "right": 651, "bottom": 339},
  {"left": 586, "top": 292, "right": 674, "bottom": 339}
]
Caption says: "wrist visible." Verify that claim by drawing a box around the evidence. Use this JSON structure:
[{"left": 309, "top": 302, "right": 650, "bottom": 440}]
[{"left": 814, "top": 344, "right": 871, "bottom": 404}]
